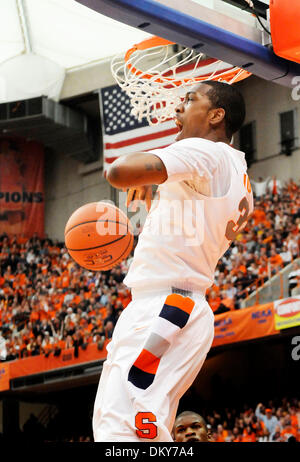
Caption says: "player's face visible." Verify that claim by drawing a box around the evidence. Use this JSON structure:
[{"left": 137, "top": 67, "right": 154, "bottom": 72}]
[
  {"left": 173, "top": 415, "right": 209, "bottom": 442},
  {"left": 174, "top": 83, "right": 217, "bottom": 141}
]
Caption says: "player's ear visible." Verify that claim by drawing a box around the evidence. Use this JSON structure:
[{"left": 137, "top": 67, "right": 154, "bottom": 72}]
[{"left": 209, "top": 107, "right": 225, "bottom": 127}]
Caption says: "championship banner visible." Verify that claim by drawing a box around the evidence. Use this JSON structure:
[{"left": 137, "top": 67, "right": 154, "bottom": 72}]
[
  {"left": 0, "top": 138, "right": 44, "bottom": 236},
  {"left": 212, "top": 302, "right": 278, "bottom": 348},
  {"left": 274, "top": 296, "right": 300, "bottom": 330},
  {"left": 0, "top": 363, "right": 10, "bottom": 392}
]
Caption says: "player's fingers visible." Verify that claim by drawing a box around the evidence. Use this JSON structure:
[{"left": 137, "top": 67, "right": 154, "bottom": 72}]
[
  {"left": 138, "top": 187, "right": 146, "bottom": 202},
  {"left": 126, "top": 188, "right": 136, "bottom": 207},
  {"left": 145, "top": 186, "right": 153, "bottom": 212},
  {"left": 128, "top": 189, "right": 139, "bottom": 212}
]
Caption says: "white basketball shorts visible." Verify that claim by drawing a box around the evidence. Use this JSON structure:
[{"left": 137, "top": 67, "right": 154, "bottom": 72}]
[{"left": 92, "top": 288, "right": 214, "bottom": 442}]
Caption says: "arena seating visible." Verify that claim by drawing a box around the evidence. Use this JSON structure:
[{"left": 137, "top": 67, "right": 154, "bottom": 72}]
[{"left": 206, "top": 397, "right": 300, "bottom": 442}]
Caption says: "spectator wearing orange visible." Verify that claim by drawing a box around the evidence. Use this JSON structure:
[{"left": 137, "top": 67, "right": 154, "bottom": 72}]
[
  {"left": 289, "top": 407, "right": 299, "bottom": 432},
  {"left": 208, "top": 290, "right": 221, "bottom": 313},
  {"left": 268, "top": 251, "right": 283, "bottom": 277},
  {"left": 30, "top": 302, "right": 40, "bottom": 324},
  {"left": 53, "top": 336, "right": 66, "bottom": 355},
  {"left": 61, "top": 269, "right": 70, "bottom": 289},
  {"left": 280, "top": 415, "right": 298, "bottom": 442},
  {"left": 232, "top": 427, "right": 243, "bottom": 442},
  {"left": 216, "top": 423, "right": 228, "bottom": 441},
  {"left": 241, "top": 425, "right": 256, "bottom": 442},
  {"left": 251, "top": 415, "right": 266, "bottom": 438},
  {"left": 268, "top": 249, "right": 283, "bottom": 269},
  {"left": 257, "top": 257, "right": 268, "bottom": 280},
  {"left": 213, "top": 290, "right": 233, "bottom": 314},
  {"left": 252, "top": 205, "right": 266, "bottom": 226},
  {"left": 42, "top": 332, "right": 54, "bottom": 357},
  {"left": 3, "top": 266, "right": 14, "bottom": 283}
]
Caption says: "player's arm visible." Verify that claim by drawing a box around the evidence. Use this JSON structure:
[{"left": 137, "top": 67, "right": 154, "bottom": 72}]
[{"left": 106, "top": 152, "right": 167, "bottom": 189}]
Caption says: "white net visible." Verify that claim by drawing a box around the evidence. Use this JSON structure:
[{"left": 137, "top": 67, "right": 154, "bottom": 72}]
[{"left": 111, "top": 41, "right": 250, "bottom": 125}]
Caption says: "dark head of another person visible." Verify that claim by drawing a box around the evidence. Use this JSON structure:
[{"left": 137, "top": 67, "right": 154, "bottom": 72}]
[{"left": 173, "top": 411, "right": 211, "bottom": 442}]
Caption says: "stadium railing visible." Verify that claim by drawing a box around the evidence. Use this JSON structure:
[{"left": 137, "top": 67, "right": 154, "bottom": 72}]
[{"left": 241, "top": 257, "right": 300, "bottom": 308}]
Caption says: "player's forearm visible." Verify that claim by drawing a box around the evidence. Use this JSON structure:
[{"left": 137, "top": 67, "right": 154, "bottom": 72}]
[{"left": 106, "top": 152, "right": 167, "bottom": 188}]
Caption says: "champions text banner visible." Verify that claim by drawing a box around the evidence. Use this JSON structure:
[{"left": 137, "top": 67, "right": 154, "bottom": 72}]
[{"left": 0, "top": 139, "right": 44, "bottom": 236}]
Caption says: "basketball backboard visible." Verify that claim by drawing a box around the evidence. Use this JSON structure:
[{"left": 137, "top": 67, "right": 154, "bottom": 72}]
[{"left": 75, "top": 0, "right": 300, "bottom": 87}]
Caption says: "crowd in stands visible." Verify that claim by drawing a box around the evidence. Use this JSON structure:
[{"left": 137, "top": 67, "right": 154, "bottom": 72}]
[
  {"left": 206, "top": 397, "right": 300, "bottom": 443},
  {"left": 0, "top": 178, "right": 299, "bottom": 361},
  {"left": 0, "top": 231, "right": 134, "bottom": 362}
]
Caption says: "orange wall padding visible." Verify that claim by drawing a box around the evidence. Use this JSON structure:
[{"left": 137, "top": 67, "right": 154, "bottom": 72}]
[
  {"left": 0, "top": 341, "right": 109, "bottom": 391},
  {"left": 213, "top": 302, "right": 278, "bottom": 348},
  {"left": 0, "top": 363, "right": 10, "bottom": 392}
]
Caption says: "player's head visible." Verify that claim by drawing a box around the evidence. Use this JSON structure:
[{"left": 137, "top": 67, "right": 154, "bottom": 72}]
[
  {"left": 172, "top": 411, "right": 211, "bottom": 442},
  {"left": 175, "top": 81, "right": 245, "bottom": 143}
]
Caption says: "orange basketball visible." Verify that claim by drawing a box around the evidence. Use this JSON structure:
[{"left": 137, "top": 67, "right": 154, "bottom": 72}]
[{"left": 64, "top": 201, "right": 134, "bottom": 271}]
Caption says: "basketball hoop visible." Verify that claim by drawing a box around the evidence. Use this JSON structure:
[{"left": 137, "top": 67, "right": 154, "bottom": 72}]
[{"left": 111, "top": 36, "right": 251, "bottom": 125}]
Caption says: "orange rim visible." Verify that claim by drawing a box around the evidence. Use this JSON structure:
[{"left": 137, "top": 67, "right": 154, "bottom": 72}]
[{"left": 124, "top": 35, "right": 251, "bottom": 84}]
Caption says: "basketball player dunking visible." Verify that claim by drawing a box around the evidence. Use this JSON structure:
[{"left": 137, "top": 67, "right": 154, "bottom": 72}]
[{"left": 92, "top": 81, "right": 253, "bottom": 442}]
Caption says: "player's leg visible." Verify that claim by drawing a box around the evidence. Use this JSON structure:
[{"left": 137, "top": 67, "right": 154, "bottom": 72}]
[
  {"left": 126, "top": 292, "right": 214, "bottom": 441},
  {"left": 93, "top": 297, "right": 154, "bottom": 442},
  {"left": 92, "top": 291, "right": 214, "bottom": 442},
  {"left": 93, "top": 360, "right": 142, "bottom": 441}
]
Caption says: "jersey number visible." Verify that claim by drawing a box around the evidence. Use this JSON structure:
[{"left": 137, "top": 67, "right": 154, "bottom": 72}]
[
  {"left": 243, "top": 173, "right": 252, "bottom": 193},
  {"left": 225, "top": 196, "right": 250, "bottom": 241}
]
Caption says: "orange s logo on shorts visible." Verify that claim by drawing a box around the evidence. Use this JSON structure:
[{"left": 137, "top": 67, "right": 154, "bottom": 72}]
[{"left": 135, "top": 412, "right": 157, "bottom": 439}]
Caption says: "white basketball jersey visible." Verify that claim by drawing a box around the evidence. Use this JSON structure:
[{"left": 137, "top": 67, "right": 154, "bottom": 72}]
[{"left": 123, "top": 138, "right": 254, "bottom": 294}]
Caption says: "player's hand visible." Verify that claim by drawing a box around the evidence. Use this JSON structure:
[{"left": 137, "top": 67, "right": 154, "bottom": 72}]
[{"left": 125, "top": 186, "right": 153, "bottom": 212}]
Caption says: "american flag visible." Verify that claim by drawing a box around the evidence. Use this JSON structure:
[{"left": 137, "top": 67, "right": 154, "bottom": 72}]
[{"left": 100, "top": 84, "right": 178, "bottom": 174}]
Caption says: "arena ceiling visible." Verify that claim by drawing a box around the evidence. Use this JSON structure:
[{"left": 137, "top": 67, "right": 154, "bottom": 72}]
[{"left": 0, "top": 0, "right": 150, "bottom": 103}]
